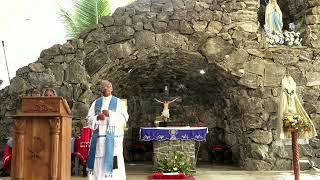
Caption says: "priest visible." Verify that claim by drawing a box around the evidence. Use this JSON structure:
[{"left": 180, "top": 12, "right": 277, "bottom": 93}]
[{"left": 86, "top": 80, "right": 129, "bottom": 180}]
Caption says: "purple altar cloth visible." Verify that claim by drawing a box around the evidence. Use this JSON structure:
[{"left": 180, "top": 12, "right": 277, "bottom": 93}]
[{"left": 140, "top": 127, "right": 208, "bottom": 142}]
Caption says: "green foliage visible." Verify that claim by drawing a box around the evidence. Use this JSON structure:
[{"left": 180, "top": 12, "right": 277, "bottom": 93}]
[
  {"left": 128, "top": 0, "right": 136, "bottom": 4},
  {"left": 157, "top": 152, "right": 192, "bottom": 174},
  {"left": 59, "top": 7, "right": 79, "bottom": 39},
  {"left": 295, "top": 18, "right": 305, "bottom": 34},
  {"left": 58, "top": 0, "right": 111, "bottom": 39}
]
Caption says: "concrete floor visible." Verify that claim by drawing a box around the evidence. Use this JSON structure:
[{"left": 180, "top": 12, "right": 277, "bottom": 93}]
[{"left": 1, "top": 163, "right": 320, "bottom": 180}]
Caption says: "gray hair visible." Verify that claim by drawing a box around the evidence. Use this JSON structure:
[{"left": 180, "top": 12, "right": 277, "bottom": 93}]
[
  {"left": 42, "top": 88, "right": 57, "bottom": 96},
  {"left": 100, "top": 80, "right": 112, "bottom": 91}
]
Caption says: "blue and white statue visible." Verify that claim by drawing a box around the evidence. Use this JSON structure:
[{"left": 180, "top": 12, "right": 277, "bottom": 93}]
[{"left": 265, "top": 0, "right": 283, "bottom": 35}]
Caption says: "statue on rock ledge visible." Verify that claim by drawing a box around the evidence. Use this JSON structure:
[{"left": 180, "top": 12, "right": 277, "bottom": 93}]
[
  {"left": 264, "top": 0, "right": 285, "bottom": 45},
  {"left": 265, "top": 0, "right": 283, "bottom": 35},
  {"left": 264, "top": 0, "right": 303, "bottom": 46}
]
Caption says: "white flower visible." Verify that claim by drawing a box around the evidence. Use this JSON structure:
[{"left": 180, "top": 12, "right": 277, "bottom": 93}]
[
  {"left": 264, "top": 24, "right": 270, "bottom": 34},
  {"left": 294, "top": 38, "right": 302, "bottom": 46},
  {"left": 289, "top": 23, "right": 296, "bottom": 31},
  {"left": 274, "top": 36, "right": 280, "bottom": 43}
]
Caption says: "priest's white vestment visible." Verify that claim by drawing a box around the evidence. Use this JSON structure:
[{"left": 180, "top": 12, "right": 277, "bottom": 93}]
[{"left": 87, "top": 96, "right": 128, "bottom": 180}]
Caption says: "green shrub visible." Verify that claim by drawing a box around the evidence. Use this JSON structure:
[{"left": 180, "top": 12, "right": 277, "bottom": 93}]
[{"left": 157, "top": 152, "right": 192, "bottom": 174}]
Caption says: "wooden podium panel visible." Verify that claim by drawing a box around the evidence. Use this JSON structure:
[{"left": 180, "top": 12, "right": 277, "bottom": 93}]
[{"left": 8, "top": 97, "right": 72, "bottom": 180}]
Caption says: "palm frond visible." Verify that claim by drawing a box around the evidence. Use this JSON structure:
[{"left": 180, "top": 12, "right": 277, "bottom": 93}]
[
  {"left": 58, "top": 0, "right": 111, "bottom": 39},
  {"left": 58, "top": 7, "right": 80, "bottom": 39},
  {"left": 128, "top": 0, "right": 136, "bottom": 4},
  {"left": 74, "top": 0, "right": 111, "bottom": 33}
]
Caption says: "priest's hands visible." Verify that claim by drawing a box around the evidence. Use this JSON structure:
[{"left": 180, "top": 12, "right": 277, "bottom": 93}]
[
  {"left": 97, "top": 113, "right": 106, "bottom": 120},
  {"left": 97, "top": 110, "right": 109, "bottom": 121},
  {"left": 102, "top": 110, "right": 109, "bottom": 117}
]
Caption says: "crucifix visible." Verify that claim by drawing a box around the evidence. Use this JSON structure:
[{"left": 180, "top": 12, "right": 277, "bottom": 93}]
[
  {"left": 154, "top": 97, "right": 178, "bottom": 122},
  {"left": 154, "top": 85, "right": 179, "bottom": 122}
]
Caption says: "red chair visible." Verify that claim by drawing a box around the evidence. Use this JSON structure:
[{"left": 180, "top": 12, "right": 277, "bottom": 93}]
[
  {"left": 208, "top": 145, "right": 226, "bottom": 164},
  {"left": 72, "top": 127, "right": 93, "bottom": 168},
  {"left": 3, "top": 143, "right": 12, "bottom": 171}
]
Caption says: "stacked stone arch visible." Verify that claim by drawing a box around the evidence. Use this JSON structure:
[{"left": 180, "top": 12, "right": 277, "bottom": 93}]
[{"left": 1, "top": 0, "right": 320, "bottom": 170}]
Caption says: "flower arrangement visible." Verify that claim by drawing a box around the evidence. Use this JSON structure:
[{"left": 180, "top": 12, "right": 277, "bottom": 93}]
[
  {"left": 156, "top": 152, "right": 192, "bottom": 174},
  {"left": 264, "top": 24, "right": 284, "bottom": 45},
  {"left": 264, "top": 22, "right": 302, "bottom": 46},
  {"left": 283, "top": 113, "right": 311, "bottom": 132},
  {"left": 283, "top": 23, "right": 302, "bottom": 46}
]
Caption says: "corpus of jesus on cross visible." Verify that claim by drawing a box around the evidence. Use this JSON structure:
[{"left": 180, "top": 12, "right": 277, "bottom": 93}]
[{"left": 154, "top": 85, "right": 179, "bottom": 122}]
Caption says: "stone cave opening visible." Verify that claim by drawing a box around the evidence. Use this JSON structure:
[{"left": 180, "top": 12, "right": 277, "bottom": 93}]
[{"left": 103, "top": 51, "right": 243, "bottom": 166}]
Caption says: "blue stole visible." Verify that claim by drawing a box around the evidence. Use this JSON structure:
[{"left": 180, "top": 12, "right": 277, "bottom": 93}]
[{"left": 87, "top": 96, "right": 118, "bottom": 175}]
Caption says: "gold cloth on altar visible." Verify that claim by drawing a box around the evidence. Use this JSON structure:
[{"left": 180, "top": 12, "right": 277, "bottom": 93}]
[{"left": 277, "top": 76, "right": 317, "bottom": 140}]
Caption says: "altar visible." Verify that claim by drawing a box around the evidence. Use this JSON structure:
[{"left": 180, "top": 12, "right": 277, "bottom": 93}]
[{"left": 140, "top": 127, "right": 208, "bottom": 171}]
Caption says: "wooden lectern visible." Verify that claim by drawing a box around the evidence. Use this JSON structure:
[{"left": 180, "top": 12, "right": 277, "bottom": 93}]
[{"left": 8, "top": 96, "right": 72, "bottom": 180}]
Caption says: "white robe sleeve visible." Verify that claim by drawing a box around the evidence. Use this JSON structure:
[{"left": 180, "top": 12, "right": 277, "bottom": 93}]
[
  {"left": 87, "top": 100, "right": 100, "bottom": 130},
  {"left": 119, "top": 99, "right": 129, "bottom": 123},
  {"left": 108, "top": 99, "right": 129, "bottom": 135}
]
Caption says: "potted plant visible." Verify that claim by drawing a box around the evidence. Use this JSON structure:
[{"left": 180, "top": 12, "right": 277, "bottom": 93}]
[{"left": 151, "top": 152, "right": 192, "bottom": 179}]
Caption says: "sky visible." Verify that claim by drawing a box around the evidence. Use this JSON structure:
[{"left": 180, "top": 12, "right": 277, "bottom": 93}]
[{"left": 0, "top": 0, "right": 130, "bottom": 89}]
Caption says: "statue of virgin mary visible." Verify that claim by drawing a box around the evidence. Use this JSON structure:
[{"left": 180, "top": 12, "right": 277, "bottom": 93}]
[
  {"left": 276, "top": 75, "right": 317, "bottom": 141},
  {"left": 265, "top": 0, "right": 283, "bottom": 34}
]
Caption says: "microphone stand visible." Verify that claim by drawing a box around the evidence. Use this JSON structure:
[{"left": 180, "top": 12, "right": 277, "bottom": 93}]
[{"left": 1, "top": 40, "right": 11, "bottom": 83}]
